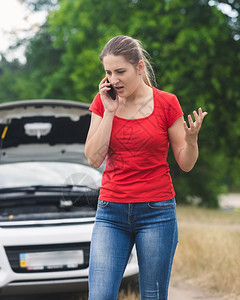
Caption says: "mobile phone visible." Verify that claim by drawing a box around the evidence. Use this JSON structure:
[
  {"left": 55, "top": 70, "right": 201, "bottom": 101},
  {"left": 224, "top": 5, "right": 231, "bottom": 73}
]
[{"left": 107, "top": 79, "right": 117, "bottom": 100}]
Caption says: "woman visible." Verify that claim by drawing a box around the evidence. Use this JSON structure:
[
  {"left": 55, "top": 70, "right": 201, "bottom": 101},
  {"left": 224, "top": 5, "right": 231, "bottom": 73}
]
[{"left": 85, "top": 35, "right": 207, "bottom": 300}]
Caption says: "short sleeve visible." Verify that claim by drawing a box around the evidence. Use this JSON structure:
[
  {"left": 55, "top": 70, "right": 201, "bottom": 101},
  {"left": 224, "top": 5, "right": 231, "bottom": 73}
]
[
  {"left": 89, "top": 93, "right": 105, "bottom": 117},
  {"left": 167, "top": 94, "right": 184, "bottom": 128}
]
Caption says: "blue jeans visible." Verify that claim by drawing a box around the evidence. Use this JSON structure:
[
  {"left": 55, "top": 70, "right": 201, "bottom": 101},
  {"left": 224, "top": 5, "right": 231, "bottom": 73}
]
[{"left": 88, "top": 198, "right": 178, "bottom": 300}]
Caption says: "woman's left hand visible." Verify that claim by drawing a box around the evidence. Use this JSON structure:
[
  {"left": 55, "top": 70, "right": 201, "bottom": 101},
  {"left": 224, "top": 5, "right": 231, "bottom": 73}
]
[{"left": 184, "top": 108, "right": 208, "bottom": 145}]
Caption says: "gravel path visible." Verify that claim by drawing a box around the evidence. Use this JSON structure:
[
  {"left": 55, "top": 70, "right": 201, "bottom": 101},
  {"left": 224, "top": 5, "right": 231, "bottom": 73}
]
[{"left": 169, "top": 279, "right": 225, "bottom": 300}]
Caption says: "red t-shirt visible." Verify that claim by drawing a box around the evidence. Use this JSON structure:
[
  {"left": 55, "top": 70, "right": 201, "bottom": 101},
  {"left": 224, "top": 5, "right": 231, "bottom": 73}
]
[{"left": 89, "top": 87, "right": 183, "bottom": 203}]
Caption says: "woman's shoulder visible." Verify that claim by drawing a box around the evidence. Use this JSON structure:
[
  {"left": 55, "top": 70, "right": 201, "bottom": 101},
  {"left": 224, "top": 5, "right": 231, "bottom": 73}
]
[
  {"left": 152, "top": 87, "right": 183, "bottom": 127},
  {"left": 152, "top": 87, "right": 179, "bottom": 108},
  {"left": 153, "top": 86, "right": 176, "bottom": 99},
  {"left": 89, "top": 92, "right": 105, "bottom": 117}
]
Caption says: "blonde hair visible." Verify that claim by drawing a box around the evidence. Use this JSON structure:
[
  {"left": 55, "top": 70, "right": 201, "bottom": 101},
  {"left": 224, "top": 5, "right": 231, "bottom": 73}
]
[{"left": 100, "top": 35, "right": 156, "bottom": 87}]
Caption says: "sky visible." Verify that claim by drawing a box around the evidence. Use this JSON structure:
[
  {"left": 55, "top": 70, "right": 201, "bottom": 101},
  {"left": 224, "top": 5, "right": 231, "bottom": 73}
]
[{"left": 0, "top": 0, "right": 47, "bottom": 63}]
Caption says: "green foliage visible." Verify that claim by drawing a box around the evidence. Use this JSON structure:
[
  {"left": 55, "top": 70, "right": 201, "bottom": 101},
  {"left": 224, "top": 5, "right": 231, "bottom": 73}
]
[
  {"left": 170, "top": 148, "right": 229, "bottom": 208},
  {"left": 0, "top": 0, "right": 240, "bottom": 207},
  {"left": 0, "top": 57, "right": 23, "bottom": 102}
]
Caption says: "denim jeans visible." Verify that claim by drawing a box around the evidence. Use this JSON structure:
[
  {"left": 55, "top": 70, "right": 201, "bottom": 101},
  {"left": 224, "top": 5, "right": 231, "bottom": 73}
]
[{"left": 88, "top": 198, "right": 178, "bottom": 300}]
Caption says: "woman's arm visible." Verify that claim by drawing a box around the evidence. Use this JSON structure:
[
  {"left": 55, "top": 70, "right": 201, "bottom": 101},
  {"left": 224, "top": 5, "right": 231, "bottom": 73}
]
[
  {"left": 85, "top": 77, "right": 119, "bottom": 168},
  {"left": 168, "top": 108, "right": 207, "bottom": 172},
  {"left": 85, "top": 111, "right": 115, "bottom": 168}
]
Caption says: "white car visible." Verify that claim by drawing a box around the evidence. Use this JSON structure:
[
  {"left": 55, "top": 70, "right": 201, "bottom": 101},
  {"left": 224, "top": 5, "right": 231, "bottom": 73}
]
[{"left": 0, "top": 99, "right": 138, "bottom": 296}]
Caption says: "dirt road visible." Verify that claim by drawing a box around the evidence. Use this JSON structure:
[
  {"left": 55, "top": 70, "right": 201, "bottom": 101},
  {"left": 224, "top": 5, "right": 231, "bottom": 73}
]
[
  {"left": 0, "top": 283, "right": 232, "bottom": 300},
  {"left": 169, "top": 278, "right": 225, "bottom": 300}
]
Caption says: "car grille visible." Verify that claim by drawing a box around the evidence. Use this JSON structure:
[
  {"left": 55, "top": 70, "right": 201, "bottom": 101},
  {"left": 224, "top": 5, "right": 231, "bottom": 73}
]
[{"left": 4, "top": 242, "right": 90, "bottom": 273}]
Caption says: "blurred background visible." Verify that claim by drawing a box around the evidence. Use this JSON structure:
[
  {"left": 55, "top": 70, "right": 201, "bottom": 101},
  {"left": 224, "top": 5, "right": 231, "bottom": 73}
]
[
  {"left": 1, "top": 0, "right": 239, "bottom": 208},
  {"left": 0, "top": 1, "right": 240, "bottom": 298}
]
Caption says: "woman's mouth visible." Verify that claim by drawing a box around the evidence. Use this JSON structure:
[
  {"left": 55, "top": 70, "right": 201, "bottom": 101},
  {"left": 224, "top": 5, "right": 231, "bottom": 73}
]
[{"left": 115, "top": 86, "right": 124, "bottom": 93}]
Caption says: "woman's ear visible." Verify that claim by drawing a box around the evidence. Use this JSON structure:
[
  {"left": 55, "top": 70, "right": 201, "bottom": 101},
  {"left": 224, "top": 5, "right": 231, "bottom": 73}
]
[{"left": 137, "top": 60, "right": 145, "bottom": 75}]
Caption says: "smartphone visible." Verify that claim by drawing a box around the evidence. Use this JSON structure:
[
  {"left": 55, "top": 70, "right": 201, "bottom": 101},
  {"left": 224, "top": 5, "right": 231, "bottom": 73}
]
[{"left": 107, "top": 79, "right": 117, "bottom": 100}]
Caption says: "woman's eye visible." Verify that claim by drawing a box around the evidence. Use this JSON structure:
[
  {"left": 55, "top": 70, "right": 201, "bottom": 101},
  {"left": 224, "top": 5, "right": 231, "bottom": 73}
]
[{"left": 117, "top": 71, "right": 125, "bottom": 74}]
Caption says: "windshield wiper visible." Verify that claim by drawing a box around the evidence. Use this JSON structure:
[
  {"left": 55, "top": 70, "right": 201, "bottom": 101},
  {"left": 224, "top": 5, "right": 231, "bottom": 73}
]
[{"left": 0, "top": 184, "right": 99, "bottom": 194}]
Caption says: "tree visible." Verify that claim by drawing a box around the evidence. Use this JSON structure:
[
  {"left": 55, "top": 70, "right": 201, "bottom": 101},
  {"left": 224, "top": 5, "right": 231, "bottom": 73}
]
[
  {"left": 16, "top": 23, "right": 64, "bottom": 99},
  {"left": 0, "top": 56, "right": 23, "bottom": 102},
  {"left": 0, "top": 0, "right": 61, "bottom": 101},
  {"left": 1, "top": 0, "right": 239, "bottom": 206},
  {"left": 46, "top": 0, "right": 240, "bottom": 206}
]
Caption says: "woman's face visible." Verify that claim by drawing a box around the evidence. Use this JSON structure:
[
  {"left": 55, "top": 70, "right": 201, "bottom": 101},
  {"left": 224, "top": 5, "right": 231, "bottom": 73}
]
[{"left": 102, "top": 55, "right": 143, "bottom": 98}]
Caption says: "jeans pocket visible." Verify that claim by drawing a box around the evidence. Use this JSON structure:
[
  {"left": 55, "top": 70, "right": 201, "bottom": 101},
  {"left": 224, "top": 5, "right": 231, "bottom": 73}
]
[
  {"left": 97, "top": 200, "right": 109, "bottom": 208},
  {"left": 148, "top": 198, "right": 175, "bottom": 210}
]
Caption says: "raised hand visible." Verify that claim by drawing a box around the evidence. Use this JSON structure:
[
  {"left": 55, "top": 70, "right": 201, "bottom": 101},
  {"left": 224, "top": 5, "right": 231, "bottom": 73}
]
[
  {"left": 183, "top": 108, "right": 208, "bottom": 145},
  {"left": 99, "top": 76, "right": 119, "bottom": 114}
]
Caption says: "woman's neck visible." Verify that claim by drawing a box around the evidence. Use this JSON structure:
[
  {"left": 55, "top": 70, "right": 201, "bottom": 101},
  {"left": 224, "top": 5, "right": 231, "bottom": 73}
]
[{"left": 121, "top": 82, "right": 152, "bottom": 105}]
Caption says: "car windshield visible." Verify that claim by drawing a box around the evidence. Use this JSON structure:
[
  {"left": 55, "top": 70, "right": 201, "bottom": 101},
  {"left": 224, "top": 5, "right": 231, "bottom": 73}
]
[{"left": 0, "top": 162, "right": 101, "bottom": 190}]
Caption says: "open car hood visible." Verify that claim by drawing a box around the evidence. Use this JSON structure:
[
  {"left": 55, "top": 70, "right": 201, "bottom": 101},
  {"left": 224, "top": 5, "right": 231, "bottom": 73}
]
[{"left": 0, "top": 99, "right": 91, "bottom": 164}]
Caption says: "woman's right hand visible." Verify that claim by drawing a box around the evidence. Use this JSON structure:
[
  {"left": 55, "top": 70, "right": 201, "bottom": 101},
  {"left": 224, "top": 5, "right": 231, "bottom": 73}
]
[{"left": 99, "top": 76, "right": 119, "bottom": 114}]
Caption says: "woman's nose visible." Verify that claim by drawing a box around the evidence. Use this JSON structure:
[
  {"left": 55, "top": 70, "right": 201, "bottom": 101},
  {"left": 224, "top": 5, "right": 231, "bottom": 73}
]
[{"left": 109, "top": 75, "right": 119, "bottom": 85}]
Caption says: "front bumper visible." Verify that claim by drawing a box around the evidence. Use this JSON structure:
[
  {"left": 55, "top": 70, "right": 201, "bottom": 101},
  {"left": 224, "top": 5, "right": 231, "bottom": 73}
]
[{"left": 0, "top": 220, "right": 138, "bottom": 295}]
